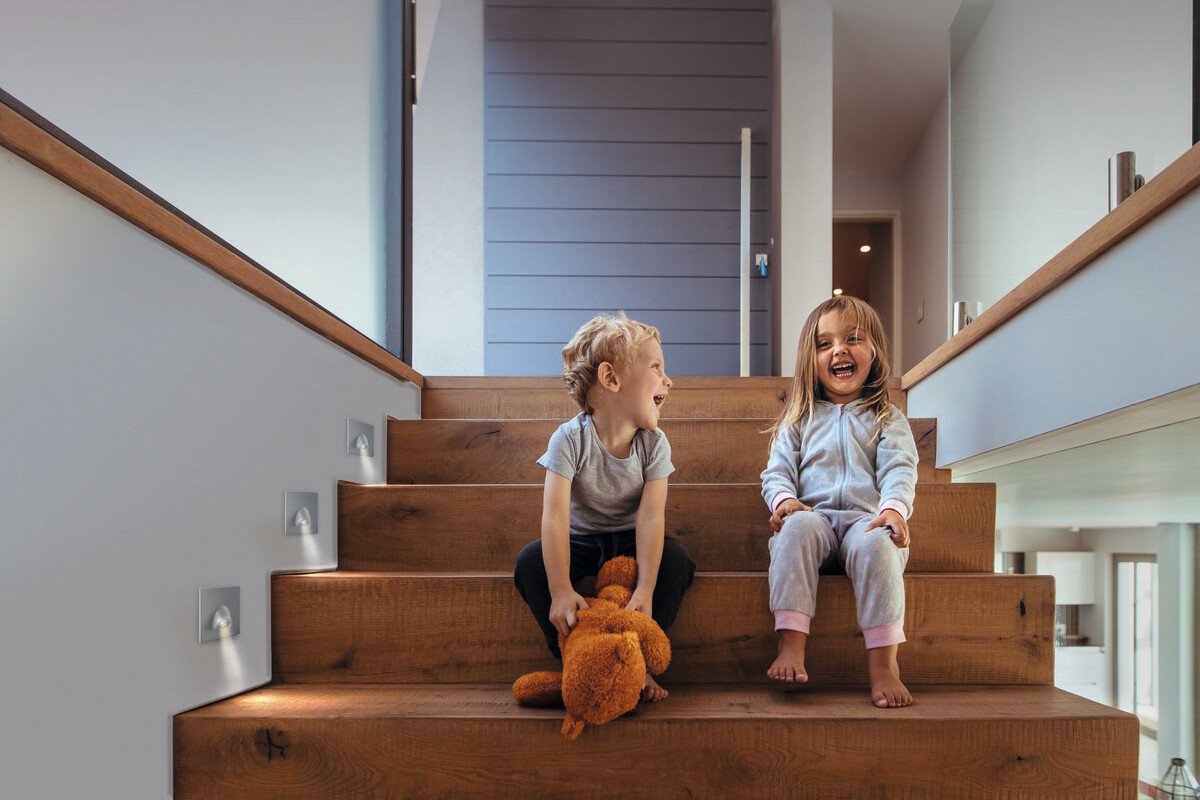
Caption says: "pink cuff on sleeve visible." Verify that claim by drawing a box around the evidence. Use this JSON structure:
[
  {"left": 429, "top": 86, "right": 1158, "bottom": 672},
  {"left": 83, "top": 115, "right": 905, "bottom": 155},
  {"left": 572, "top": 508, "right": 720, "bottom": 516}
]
[
  {"left": 772, "top": 494, "right": 798, "bottom": 512},
  {"left": 774, "top": 609, "right": 811, "bottom": 634},
  {"left": 879, "top": 499, "right": 909, "bottom": 519}
]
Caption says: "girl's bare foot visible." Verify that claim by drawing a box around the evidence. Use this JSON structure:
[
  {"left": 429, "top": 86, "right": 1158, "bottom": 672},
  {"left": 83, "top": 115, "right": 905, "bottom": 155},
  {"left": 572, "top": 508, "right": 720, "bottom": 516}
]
[
  {"left": 868, "top": 645, "right": 912, "bottom": 707},
  {"left": 642, "top": 673, "right": 668, "bottom": 702},
  {"left": 768, "top": 629, "right": 809, "bottom": 682}
]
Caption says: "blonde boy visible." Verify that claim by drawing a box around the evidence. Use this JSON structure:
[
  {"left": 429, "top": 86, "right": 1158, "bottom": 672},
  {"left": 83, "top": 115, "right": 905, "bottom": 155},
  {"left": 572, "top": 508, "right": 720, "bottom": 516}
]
[{"left": 513, "top": 313, "right": 696, "bottom": 701}]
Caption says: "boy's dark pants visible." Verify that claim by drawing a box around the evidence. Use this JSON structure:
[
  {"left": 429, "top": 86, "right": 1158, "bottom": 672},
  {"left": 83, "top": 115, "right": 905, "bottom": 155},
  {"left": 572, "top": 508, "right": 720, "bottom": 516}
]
[{"left": 513, "top": 531, "right": 697, "bottom": 659}]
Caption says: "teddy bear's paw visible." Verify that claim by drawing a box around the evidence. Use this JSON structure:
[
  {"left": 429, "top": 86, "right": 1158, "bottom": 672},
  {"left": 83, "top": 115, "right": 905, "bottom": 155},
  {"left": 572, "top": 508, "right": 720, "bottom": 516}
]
[
  {"left": 513, "top": 671, "right": 565, "bottom": 707},
  {"left": 561, "top": 715, "right": 586, "bottom": 740}
]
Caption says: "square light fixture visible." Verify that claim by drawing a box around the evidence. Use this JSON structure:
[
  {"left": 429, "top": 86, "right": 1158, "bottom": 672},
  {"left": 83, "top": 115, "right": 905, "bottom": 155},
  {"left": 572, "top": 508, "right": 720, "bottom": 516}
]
[
  {"left": 285, "top": 491, "right": 318, "bottom": 536},
  {"left": 347, "top": 418, "right": 375, "bottom": 457},
  {"left": 198, "top": 585, "right": 240, "bottom": 643}
]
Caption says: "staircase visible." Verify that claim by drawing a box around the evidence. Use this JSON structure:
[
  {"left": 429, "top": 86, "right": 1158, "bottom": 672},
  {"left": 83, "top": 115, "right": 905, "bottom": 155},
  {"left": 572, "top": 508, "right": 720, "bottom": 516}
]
[{"left": 174, "top": 377, "right": 1139, "bottom": 798}]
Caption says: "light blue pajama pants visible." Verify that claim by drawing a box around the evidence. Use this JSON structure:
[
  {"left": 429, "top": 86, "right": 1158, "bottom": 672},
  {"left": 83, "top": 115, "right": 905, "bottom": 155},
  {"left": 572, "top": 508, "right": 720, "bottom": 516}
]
[{"left": 768, "top": 509, "right": 909, "bottom": 648}]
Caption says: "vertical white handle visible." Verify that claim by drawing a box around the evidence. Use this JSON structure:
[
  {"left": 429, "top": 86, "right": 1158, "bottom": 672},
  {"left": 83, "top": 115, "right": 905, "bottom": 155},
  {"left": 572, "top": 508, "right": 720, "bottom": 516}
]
[{"left": 739, "top": 127, "right": 751, "bottom": 377}]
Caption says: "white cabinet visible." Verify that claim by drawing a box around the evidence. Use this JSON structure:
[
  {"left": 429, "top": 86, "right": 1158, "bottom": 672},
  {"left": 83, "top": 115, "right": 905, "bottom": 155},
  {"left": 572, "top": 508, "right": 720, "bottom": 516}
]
[
  {"left": 1055, "top": 646, "right": 1109, "bottom": 704},
  {"left": 1033, "top": 551, "right": 1096, "bottom": 604}
]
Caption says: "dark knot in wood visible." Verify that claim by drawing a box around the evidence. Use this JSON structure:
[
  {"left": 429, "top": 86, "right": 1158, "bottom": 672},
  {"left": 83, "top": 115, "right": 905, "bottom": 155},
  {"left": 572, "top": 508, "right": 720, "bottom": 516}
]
[{"left": 255, "top": 727, "right": 290, "bottom": 761}]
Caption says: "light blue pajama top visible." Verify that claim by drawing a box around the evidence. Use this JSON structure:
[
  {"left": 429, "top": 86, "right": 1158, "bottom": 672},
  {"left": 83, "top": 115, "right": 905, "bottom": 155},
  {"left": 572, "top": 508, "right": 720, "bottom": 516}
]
[{"left": 760, "top": 400, "right": 918, "bottom": 519}]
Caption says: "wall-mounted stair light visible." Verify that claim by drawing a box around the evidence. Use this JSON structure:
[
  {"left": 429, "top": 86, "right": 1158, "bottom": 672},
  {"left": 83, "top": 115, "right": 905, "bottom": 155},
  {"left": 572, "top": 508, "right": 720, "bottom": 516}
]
[
  {"left": 347, "top": 419, "right": 375, "bottom": 457},
  {"left": 198, "top": 586, "right": 240, "bottom": 643},
  {"left": 211, "top": 605, "right": 233, "bottom": 632},
  {"left": 285, "top": 491, "right": 318, "bottom": 536}
]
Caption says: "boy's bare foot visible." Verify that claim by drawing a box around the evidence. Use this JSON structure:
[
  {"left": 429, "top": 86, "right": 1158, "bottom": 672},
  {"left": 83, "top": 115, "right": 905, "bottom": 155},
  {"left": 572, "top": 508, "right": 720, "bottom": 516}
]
[
  {"left": 768, "top": 629, "right": 809, "bottom": 682},
  {"left": 868, "top": 645, "right": 912, "bottom": 707},
  {"left": 642, "top": 673, "right": 668, "bottom": 702}
]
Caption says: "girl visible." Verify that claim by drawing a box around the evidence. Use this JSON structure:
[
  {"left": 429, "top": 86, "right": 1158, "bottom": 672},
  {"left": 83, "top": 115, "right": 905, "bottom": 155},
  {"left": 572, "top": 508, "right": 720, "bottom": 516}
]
[{"left": 760, "top": 296, "right": 918, "bottom": 708}]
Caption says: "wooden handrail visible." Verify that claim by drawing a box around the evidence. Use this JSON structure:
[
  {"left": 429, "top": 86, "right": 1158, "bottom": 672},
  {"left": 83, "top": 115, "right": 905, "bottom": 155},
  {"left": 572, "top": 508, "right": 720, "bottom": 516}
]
[
  {"left": 0, "top": 90, "right": 424, "bottom": 389},
  {"left": 902, "top": 138, "right": 1200, "bottom": 391}
]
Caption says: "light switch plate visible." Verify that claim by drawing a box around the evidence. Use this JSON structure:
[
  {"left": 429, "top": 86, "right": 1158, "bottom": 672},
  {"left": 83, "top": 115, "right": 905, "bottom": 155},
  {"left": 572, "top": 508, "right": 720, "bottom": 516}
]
[
  {"left": 285, "top": 491, "right": 318, "bottom": 536},
  {"left": 199, "top": 585, "right": 240, "bottom": 643},
  {"left": 347, "top": 418, "right": 375, "bottom": 457}
]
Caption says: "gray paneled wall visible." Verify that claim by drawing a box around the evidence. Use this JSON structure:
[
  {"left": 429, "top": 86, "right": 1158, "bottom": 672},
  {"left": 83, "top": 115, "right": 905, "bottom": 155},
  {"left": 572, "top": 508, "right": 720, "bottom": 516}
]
[{"left": 484, "top": 0, "right": 772, "bottom": 376}]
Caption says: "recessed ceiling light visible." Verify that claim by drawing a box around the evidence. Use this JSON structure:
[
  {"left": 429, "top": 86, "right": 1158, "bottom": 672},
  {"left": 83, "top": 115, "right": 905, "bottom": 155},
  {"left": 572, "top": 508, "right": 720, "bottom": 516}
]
[
  {"left": 860, "top": 244, "right": 871, "bottom": 253},
  {"left": 833, "top": 288, "right": 843, "bottom": 296}
]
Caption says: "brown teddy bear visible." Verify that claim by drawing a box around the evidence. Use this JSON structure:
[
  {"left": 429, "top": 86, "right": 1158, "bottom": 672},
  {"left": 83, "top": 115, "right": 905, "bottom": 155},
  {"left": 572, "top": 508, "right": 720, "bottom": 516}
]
[{"left": 512, "top": 556, "right": 672, "bottom": 739}]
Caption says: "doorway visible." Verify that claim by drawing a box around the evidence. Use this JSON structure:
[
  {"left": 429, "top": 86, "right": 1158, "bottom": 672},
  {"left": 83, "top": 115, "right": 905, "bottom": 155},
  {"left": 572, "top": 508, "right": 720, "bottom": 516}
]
[
  {"left": 1113, "top": 553, "right": 1159, "bottom": 779},
  {"left": 832, "top": 218, "right": 898, "bottom": 372}
]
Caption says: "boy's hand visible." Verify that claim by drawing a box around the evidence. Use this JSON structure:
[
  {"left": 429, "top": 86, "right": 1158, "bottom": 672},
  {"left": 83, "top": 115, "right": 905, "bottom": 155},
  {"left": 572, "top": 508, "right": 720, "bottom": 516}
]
[
  {"left": 549, "top": 590, "right": 589, "bottom": 638},
  {"left": 624, "top": 587, "right": 653, "bottom": 619},
  {"left": 769, "top": 497, "right": 813, "bottom": 531},
  {"left": 867, "top": 508, "right": 909, "bottom": 548}
]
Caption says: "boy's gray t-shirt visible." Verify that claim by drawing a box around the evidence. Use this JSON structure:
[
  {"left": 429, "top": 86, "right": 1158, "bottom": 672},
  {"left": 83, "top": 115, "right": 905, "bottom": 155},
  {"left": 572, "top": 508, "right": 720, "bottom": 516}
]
[{"left": 538, "top": 412, "right": 674, "bottom": 535}]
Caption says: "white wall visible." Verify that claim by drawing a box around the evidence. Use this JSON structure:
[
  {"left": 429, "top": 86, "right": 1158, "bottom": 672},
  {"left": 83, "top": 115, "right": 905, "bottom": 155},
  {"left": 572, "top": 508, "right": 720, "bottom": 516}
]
[
  {"left": 950, "top": 0, "right": 1191, "bottom": 313},
  {"left": 900, "top": 92, "right": 950, "bottom": 372},
  {"left": 0, "top": 149, "right": 418, "bottom": 798},
  {"left": 0, "top": 0, "right": 388, "bottom": 343},
  {"left": 834, "top": 172, "right": 901, "bottom": 213},
  {"left": 773, "top": 0, "right": 834, "bottom": 375},
  {"left": 908, "top": 184, "right": 1200, "bottom": 467},
  {"left": 411, "top": 0, "right": 486, "bottom": 375}
]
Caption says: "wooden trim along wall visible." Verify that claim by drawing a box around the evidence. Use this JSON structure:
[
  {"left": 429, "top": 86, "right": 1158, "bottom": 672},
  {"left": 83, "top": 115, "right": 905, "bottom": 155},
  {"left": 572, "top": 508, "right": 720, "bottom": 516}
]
[
  {"left": 901, "top": 139, "right": 1200, "bottom": 392},
  {"left": 0, "top": 90, "right": 424, "bottom": 389}
]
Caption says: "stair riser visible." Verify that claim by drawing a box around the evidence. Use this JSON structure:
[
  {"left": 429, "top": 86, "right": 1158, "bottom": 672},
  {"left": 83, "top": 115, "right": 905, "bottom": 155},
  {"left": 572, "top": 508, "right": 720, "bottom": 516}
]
[
  {"left": 272, "top": 574, "right": 1054, "bottom": 685},
  {"left": 174, "top": 713, "right": 1138, "bottom": 799},
  {"left": 337, "top": 482, "right": 996, "bottom": 573},
  {"left": 420, "top": 376, "right": 909, "bottom": 419},
  {"left": 388, "top": 417, "right": 947, "bottom": 485}
]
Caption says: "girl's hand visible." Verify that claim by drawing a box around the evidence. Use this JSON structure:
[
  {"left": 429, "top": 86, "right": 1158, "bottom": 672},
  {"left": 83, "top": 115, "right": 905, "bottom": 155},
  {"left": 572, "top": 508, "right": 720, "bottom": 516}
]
[
  {"left": 625, "top": 587, "right": 653, "bottom": 619},
  {"left": 549, "top": 590, "right": 590, "bottom": 638},
  {"left": 867, "top": 509, "right": 909, "bottom": 548},
  {"left": 770, "top": 498, "right": 813, "bottom": 531}
]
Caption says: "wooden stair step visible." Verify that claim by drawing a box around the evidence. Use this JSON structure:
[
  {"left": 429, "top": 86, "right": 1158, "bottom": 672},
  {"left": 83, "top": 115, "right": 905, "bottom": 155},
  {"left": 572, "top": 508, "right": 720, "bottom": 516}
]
[
  {"left": 271, "top": 572, "right": 1053, "bottom": 685},
  {"left": 338, "top": 481, "right": 996, "bottom": 573},
  {"left": 420, "top": 375, "right": 909, "bottom": 419},
  {"left": 174, "top": 683, "right": 1139, "bottom": 799},
  {"left": 387, "top": 417, "right": 949, "bottom": 484}
]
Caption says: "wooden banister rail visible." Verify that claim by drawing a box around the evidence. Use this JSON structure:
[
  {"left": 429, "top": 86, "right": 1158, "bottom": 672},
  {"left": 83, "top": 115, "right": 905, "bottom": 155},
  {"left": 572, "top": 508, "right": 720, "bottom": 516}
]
[
  {"left": 902, "top": 139, "right": 1200, "bottom": 392},
  {"left": 0, "top": 89, "right": 423, "bottom": 389}
]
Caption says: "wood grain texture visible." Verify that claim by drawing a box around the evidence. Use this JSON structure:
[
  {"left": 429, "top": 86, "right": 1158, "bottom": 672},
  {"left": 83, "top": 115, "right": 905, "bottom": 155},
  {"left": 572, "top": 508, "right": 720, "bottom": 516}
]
[
  {"left": 0, "top": 95, "right": 423, "bottom": 388},
  {"left": 388, "top": 415, "right": 941, "bottom": 484},
  {"left": 421, "top": 376, "right": 907, "bottom": 418},
  {"left": 174, "top": 683, "right": 1138, "bottom": 799},
  {"left": 337, "top": 482, "right": 995, "bottom": 573},
  {"left": 270, "top": 572, "right": 1054, "bottom": 685}
]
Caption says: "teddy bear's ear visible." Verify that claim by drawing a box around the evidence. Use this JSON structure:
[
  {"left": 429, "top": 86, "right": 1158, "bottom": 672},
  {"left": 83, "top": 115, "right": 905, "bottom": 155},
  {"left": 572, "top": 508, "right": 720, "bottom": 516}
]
[{"left": 597, "top": 555, "right": 638, "bottom": 590}]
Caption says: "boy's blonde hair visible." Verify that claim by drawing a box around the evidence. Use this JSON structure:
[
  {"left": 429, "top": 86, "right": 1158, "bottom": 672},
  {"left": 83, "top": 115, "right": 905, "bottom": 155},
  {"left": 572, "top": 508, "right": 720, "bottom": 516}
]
[
  {"left": 768, "top": 296, "right": 893, "bottom": 438},
  {"left": 561, "top": 312, "right": 661, "bottom": 414}
]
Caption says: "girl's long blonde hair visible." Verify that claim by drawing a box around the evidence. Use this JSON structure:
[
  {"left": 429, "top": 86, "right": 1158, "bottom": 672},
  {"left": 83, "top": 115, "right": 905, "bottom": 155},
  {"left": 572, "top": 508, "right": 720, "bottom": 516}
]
[{"left": 768, "top": 296, "right": 894, "bottom": 439}]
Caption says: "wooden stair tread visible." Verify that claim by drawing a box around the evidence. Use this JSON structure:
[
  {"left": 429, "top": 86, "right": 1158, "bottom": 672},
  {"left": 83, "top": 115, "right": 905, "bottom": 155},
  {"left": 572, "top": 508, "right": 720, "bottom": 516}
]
[
  {"left": 271, "top": 572, "right": 1054, "bottom": 685},
  {"left": 180, "top": 682, "right": 1131, "bottom": 723},
  {"left": 174, "top": 684, "right": 1138, "bottom": 799},
  {"left": 337, "top": 481, "right": 996, "bottom": 572},
  {"left": 388, "top": 416, "right": 950, "bottom": 484}
]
